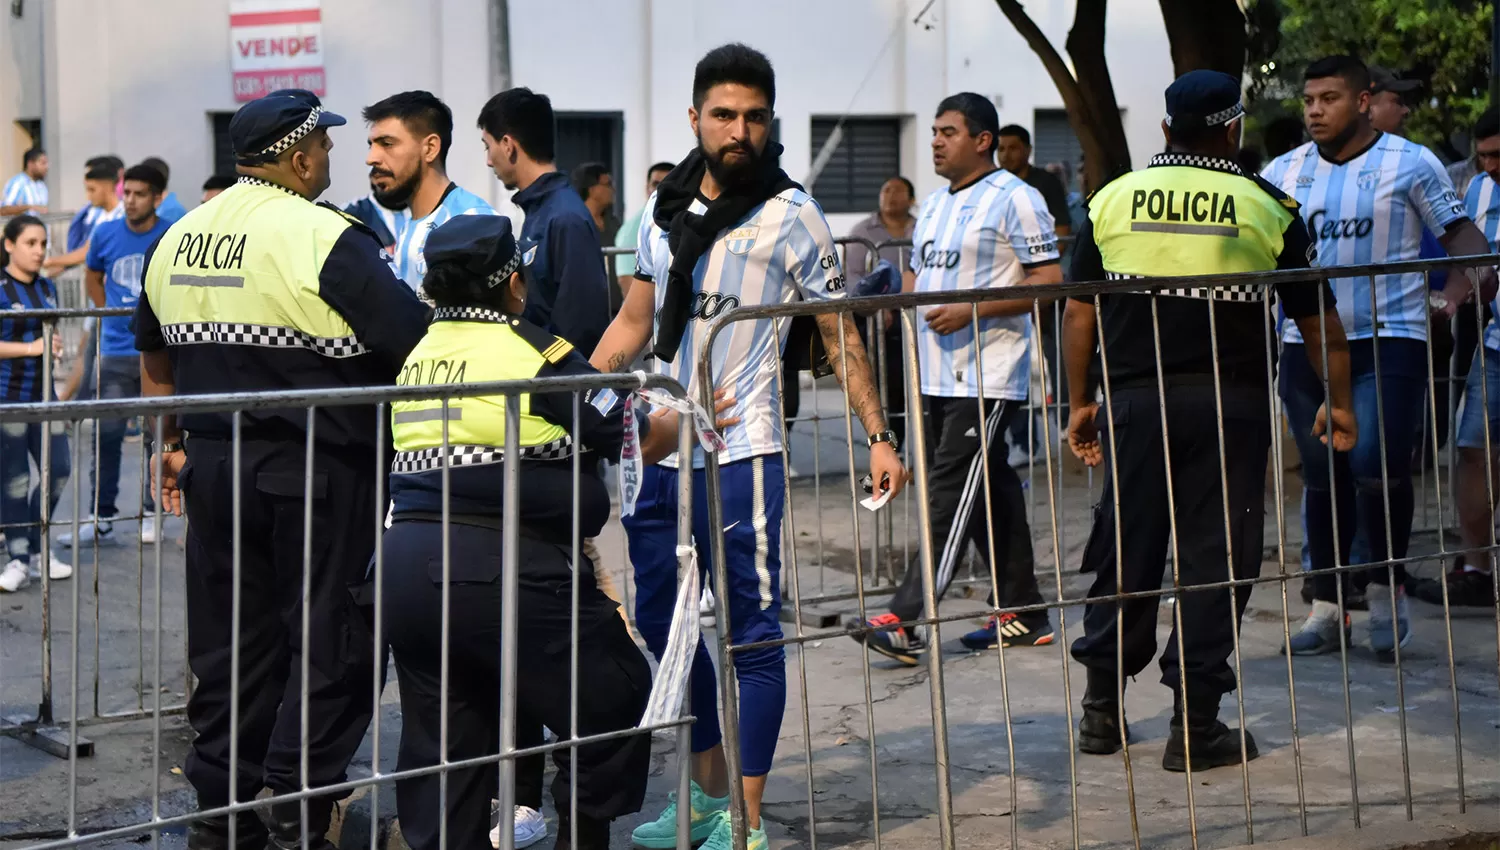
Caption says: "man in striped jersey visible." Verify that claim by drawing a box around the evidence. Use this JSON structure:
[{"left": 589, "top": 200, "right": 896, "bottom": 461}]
[
  {"left": 1262, "top": 56, "right": 1498, "bottom": 661},
  {"left": 1412, "top": 108, "right": 1500, "bottom": 609},
  {"left": 854, "top": 92, "right": 1063, "bottom": 666},
  {"left": 0, "top": 148, "right": 48, "bottom": 216},
  {"left": 591, "top": 43, "right": 906, "bottom": 850},
  {"left": 364, "top": 90, "right": 494, "bottom": 294}
]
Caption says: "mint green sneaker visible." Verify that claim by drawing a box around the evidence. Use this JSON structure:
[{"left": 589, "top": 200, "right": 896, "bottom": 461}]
[
  {"left": 698, "top": 811, "right": 767, "bottom": 850},
  {"left": 630, "top": 781, "right": 729, "bottom": 848}
]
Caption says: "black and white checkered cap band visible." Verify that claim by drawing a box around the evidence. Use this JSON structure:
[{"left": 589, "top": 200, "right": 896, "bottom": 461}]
[
  {"left": 1165, "top": 101, "right": 1244, "bottom": 128},
  {"left": 258, "top": 107, "right": 324, "bottom": 160},
  {"left": 1106, "top": 272, "right": 1266, "bottom": 302},
  {"left": 391, "top": 437, "right": 574, "bottom": 473},
  {"left": 485, "top": 251, "right": 524, "bottom": 289},
  {"left": 235, "top": 175, "right": 302, "bottom": 197},
  {"left": 433, "top": 306, "right": 513, "bottom": 324},
  {"left": 1148, "top": 153, "right": 1243, "bottom": 175},
  {"left": 161, "top": 322, "right": 369, "bottom": 358}
]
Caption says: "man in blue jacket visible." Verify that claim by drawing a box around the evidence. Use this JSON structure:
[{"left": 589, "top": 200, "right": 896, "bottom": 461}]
[{"left": 478, "top": 87, "right": 612, "bottom": 357}]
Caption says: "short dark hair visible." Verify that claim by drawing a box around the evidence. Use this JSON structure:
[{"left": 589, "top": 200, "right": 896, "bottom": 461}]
[
  {"left": 203, "top": 174, "right": 238, "bottom": 192},
  {"left": 140, "top": 156, "right": 171, "bottom": 185},
  {"left": 85, "top": 164, "right": 117, "bottom": 182},
  {"left": 571, "top": 162, "right": 611, "bottom": 199},
  {"left": 885, "top": 175, "right": 915, "bottom": 199},
  {"left": 997, "top": 124, "right": 1031, "bottom": 147},
  {"left": 22, "top": 147, "right": 45, "bottom": 167},
  {"left": 477, "top": 87, "right": 556, "bottom": 163},
  {"left": 86, "top": 154, "right": 123, "bottom": 174},
  {"left": 363, "top": 90, "right": 455, "bottom": 167},
  {"left": 648, "top": 161, "right": 675, "bottom": 180},
  {"left": 693, "top": 43, "right": 776, "bottom": 110},
  {"left": 935, "top": 93, "right": 1001, "bottom": 157},
  {"left": 1304, "top": 55, "right": 1371, "bottom": 95},
  {"left": 1475, "top": 107, "right": 1500, "bottom": 141},
  {"left": 123, "top": 164, "right": 166, "bottom": 194}
]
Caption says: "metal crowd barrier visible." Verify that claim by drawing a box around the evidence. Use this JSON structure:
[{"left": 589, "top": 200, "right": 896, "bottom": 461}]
[
  {"left": 0, "top": 372, "right": 699, "bottom": 850},
  {"left": 696, "top": 252, "right": 1500, "bottom": 850}
]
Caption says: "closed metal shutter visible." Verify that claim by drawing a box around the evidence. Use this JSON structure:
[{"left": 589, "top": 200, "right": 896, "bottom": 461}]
[
  {"left": 211, "top": 112, "right": 236, "bottom": 178},
  {"left": 555, "top": 112, "right": 624, "bottom": 218},
  {"left": 809, "top": 116, "right": 901, "bottom": 214},
  {"left": 1032, "top": 109, "right": 1082, "bottom": 175}
]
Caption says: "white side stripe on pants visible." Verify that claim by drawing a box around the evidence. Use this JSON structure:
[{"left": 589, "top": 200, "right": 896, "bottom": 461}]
[
  {"left": 752, "top": 455, "right": 772, "bottom": 609},
  {"left": 932, "top": 402, "right": 1009, "bottom": 599}
]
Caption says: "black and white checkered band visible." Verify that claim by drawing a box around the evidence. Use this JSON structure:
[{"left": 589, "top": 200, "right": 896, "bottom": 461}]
[
  {"left": 432, "top": 306, "right": 516, "bottom": 325},
  {"left": 235, "top": 176, "right": 302, "bottom": 198},
  {"left": 1105, "top": 271, "right": 1266, "bottom": 303},
  {"left": 161, "top": 322, "right": 369, "bottom": 358},
  {"left": 1165, "top": 101, "right": 1244, "bottom": 128},
  {"left": 1149, "top": 153, "right": 1243, "bottom": 176},
  {"left": 259, "top": 107, "right": 324, "bottom": 160},
  {"left": 391, "top": 437, "right": 574, "bottom": 473},
  {"left": 486, "top": 251, "right": 524, "bottom": 289}
]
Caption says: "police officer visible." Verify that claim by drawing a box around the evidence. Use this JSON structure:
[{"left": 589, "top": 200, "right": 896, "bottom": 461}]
[
  {"left": 1061, "top": 71, "right": 1357, "bottom": 771},
  {"left": 381, "top": 214, "right": 688, "bottom": 850},
  {"left": 134, "top": 90, "right": 429, "bottom": 849}
]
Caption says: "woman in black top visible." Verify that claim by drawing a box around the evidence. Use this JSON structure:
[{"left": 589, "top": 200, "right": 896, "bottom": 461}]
[{"left": 0, "top": 215, "right": 72, "bottom": 592}]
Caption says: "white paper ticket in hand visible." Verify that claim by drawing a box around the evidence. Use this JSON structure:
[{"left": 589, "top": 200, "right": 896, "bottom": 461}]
[{"left": 860, "top": 489, "right": 894, "bottom": 512}]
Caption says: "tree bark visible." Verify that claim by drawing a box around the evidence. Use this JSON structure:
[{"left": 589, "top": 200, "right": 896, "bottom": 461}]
[
  {"left": 993, "top": 0, "right": 1130, "bottom": 189},
  {"left": 1159, "top": 0, "right": 1248, "bottom": 77}
]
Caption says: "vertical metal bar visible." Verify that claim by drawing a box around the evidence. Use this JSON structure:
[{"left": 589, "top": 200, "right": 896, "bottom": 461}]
[
  {"left": 1147, "top": 295, "right": 1200, "bottom": 848},
  {"left": 1364, "top": 277, "right": 1414, "bottom": 820},
  {"left": 703, "top": 446, "right": 745, "bottom": 844},
  {"left": 228, "top": 412, "right": 243, "bottom": 850},
  {"left": 675, "top": 396, "right": 695, "bottom": 850},
  {"left": 439, "top": 397, "right": 452, "bottom": 850},
  {"left": 570, "top": 394, "right": 582, "bottom": 850},
  {"left": 67, "top": 416, "right": 82, "bottom": 836},
  {"left": 1264, "top": 297, "right": 1308, "bottom": 836},
  {"left": 370, "top": 403, "right": 386, "bottom": 850},
  {"left": 151, "top": 416, "right": 165, "bottom": 850},
  {"left": 498, "top": 394, "right": 524, "bottom": 850},
  {"left": 39, "top": 319, "right": 55, "bottom": 725},
  {"left": 899, "top": 306, "right": 954, "bottom": 850},
  {"left": 300, "top": 411, "right": 316, "bottom": 850},
  {"left": 1204, "top": 293, "right": 1255, "bottom": 842},
  {"left": 1092, "top": 293, "right": 1143, "bottom": 850}
]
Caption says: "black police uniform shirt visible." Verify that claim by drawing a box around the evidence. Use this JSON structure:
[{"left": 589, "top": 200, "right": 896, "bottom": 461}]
[
  {"left": 387, "top": 307, "right": 642, "bottom": 543},
  {"left": 1070, "top": 152, "right": 1331, "bottom": 393},
  {"left": 133, "top": 178, "right": 430, "bottom": 452}
]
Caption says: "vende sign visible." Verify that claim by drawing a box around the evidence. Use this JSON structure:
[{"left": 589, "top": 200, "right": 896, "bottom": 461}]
[{"left": 230, "top": 0, "right": 326, "bottom": 102}]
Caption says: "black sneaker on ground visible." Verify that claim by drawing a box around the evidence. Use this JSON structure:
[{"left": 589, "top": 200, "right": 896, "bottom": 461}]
[
  {"left": 1078, "top": 703, "right": 1131, "bottom": 755},
  {"left": 1411, "top": 568, "right": 1497, "bottom": 607},
  {"left": 1162, "top": 719, "right": 1258, "bottom": 772}
]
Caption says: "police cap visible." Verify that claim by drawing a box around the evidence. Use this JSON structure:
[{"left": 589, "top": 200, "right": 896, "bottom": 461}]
[
  {"left": 424, "top": 215, "right": 536, "bottom": 288},
  {"left": 231, "top": 89, "right": 347, "bottom": 166},
  {"left": 1164, "top": 70, "right": 1244, "bottom": 130},
  {"left": 1369, "top": 66, "right": 1420, "bottom": 95}
]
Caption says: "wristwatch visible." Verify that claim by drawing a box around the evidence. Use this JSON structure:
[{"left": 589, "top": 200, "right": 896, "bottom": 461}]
[
  {"left": 867, "top": 430, "right": 900, "bottom": 452},
  {"left": 160, "top": 440, "right": 184, "bottom": 454}
]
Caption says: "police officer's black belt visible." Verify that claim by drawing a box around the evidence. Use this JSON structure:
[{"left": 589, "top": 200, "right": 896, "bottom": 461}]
[{"left": 391, "top": 511, "right": 503, "bottom": 531}]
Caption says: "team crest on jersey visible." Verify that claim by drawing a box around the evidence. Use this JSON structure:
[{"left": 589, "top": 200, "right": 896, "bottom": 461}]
[
  {"left": 724, "top": 226, "right": 759, "bottom": 255},
  {"left": 1356, "top": 169, "right": 1383, "bottom": 191},
  {"left": 956, "top": 205, "right": 978, "bottom": 227}
]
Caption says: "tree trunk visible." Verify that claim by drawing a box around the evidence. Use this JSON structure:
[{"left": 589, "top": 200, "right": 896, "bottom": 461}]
[
  {"left": 993, "top": 0, "right": 1130, "bottom": 189},
  {"left": 1159, "top": 0, "right": 1248, "bottom": 77}
]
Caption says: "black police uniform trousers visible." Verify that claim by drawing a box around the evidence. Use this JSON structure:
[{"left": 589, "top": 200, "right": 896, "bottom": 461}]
[
  {"left": 181, "top": 437, "right": 377, "bottom": 815},
  {"left": 888, "top": 397, "right": 1046, "bottom": 624},
  {"left": 382, "top": 520, "right": 651, "bottom": 850},
  {"left": 1069, "top": 383, "right": 1270, "bottom": 710}
]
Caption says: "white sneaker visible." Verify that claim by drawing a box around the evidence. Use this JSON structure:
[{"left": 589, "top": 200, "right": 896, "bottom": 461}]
[
  {"left": 140, "top": 516, "right": 158, "bottom": 544},
  {"left": 489, "top": 805, "right": 547, "bottom": 849},
  {"left": 699, "top": 585, "right": 716, "bottom": 628},
  {"left": 0, "top": 559, "right": 30, "bottom": 592},
  {"left": 56, "top": 518, "right": 115, "bottom": 548},
  {"left": 30, "top": 552, "right": 72, "bottom": 581}
]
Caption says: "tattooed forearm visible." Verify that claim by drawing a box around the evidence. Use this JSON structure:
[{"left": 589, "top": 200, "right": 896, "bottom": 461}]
[
  {"left": 814, "top": 312, "right": 889, "bottom": 437},
  {"left": 602, "top": 350, "right": 630, "bottom": 373}
]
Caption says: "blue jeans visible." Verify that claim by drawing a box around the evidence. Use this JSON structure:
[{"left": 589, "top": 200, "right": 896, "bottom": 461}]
[
  {"left": 1282, "top": 339, "right": 1426, "bottom": 600},
  {"left": 0, "top": 421, "right": 71, "bottom": 561},
  {"left": 622, "top": 455, "right": 786, "bottom": 777},
  {"left": 1456, "top": 345, "right": 1500, "bottom": 449},
  {"left": 83, "top": 355, "right": 154, "bottom": 518}
]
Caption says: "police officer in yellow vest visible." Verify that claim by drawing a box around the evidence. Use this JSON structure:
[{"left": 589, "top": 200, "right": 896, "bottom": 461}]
[
  {"left": 133, "top": 90, "right": 429, "bottom": 850},
  {"left": 381, "top": 214, "right": 688, "bottom": 850},
  {"left": 1061, "top": 71, "right": 1357, "bottom": 772}
]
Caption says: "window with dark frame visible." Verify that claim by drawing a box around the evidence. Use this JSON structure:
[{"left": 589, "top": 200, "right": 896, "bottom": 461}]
[
  {"left": 808, "top": 116, "right": 902, "bottom": 214},
  {"left": 554, "top": 112, "right": 625, "bottom": 219},
  {"left": 210, "top": 112, "right": 236, "bottom": 179}
]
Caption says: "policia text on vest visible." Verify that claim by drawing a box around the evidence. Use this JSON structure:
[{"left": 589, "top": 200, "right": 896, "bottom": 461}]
[{"left": 1128, "top": 187, "right": 1239, "bottom": 236}]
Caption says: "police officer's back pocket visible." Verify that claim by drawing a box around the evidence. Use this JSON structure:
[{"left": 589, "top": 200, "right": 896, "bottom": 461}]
[{"left": 425, "top": 553, "right": 504, "bottom": 585}]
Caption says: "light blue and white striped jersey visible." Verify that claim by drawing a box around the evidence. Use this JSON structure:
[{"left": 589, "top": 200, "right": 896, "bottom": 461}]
[
  {"left": 636, "top": 186, "right": 846, "bottom": 468},
  {"left": 1262, "top": 135, "right": 1466, "bottom": 343},
  {"left": 2, "top": 173, "right": 47, "bottom": 209},
  {"left": 1465, "top": 173, "right": 1500, "bottom": 351},
  {"left": 393, "top": 183, "right": 495, "bottom": 292},
  {"left": 909, "top": 169, "right": 1059, "bottom": 399}
]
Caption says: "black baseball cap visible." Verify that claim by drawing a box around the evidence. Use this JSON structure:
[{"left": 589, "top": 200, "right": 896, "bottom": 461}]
[
  {"left": 230, "top": 89, "right": 346, "bottom": 166},
  {"left": 1164, "top": 70, "right": 1244, "bottom": 129},
  {"left": 1369, "top": 66, "right": 1420, "bottom": 95},
  {"left": 424, "top": 214, "right": 537, "bottom": 288}
]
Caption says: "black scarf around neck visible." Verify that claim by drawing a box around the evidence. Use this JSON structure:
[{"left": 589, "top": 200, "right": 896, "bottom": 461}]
[{"left": 650, "top": 143, "right": 799, "bottom": 362}]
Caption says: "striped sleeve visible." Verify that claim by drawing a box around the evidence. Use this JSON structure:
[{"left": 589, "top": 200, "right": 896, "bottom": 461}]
[
  {"left": 2, "top": 175, "right": 22, "bottom": 205},
  {"left": 633, "top": 194, "right": 657, "bottom": 282},
  {"left": 1409, "top": 146, "right": 1467, "bottom": 233},
  {"left": 786, "top": 196, "right": 846, "bottom": 300},
  {"left": 1004, "top": 184, "right": 1060, "bottom": 267}
]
